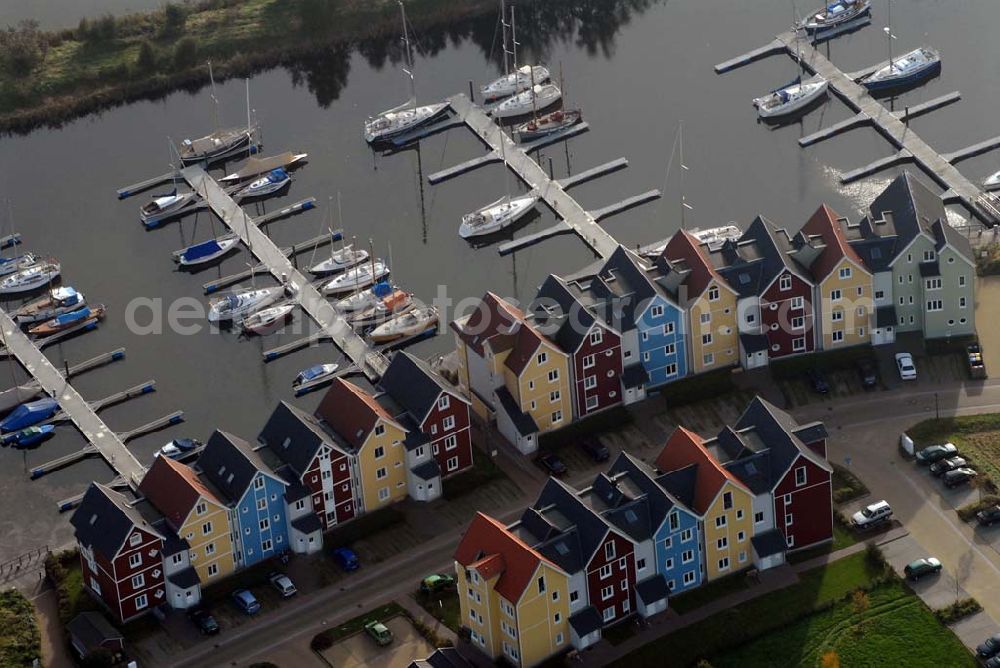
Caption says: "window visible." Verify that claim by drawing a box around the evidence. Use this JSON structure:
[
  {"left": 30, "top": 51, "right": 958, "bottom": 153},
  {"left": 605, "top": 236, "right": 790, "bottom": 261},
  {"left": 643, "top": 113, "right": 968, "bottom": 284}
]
[
  {"left": 682, "top": 549, "right": 694, "bottom": 564},
  {"left": 584, "top": 375, "right": 597, "bottom": 390},
  {"left": 135, "top": 594, "right": 148, "bottom": 610},
  {"left": 374, "top": 445, "right": 385, "bottom": 459},
  {"left": 738, "top": 531, "right": 746, "bottom": 543},
  {"left": 857, "top": 286, "right": 864, "bottom": 297},
  {"left": 605, "top": 542, "right": 616, "bottom": 560},
  {"left": 795, "top": 466, "right": 807, "bottom": 486},
  {"left": 254, "top": 476, "right": 264, "bottom": 491},
  {"left": 207, "top": 563, "right": 218, "bottom": 577},
  {"left": 784, "top": 493, "right": 792, "bottom": 505},
  {"left": 665, "top": 558, "right": 674, "bottom": 570},
  {"left": 959, "top": 275, "right": 967, "bottom": 287},
  {"left": 131, "top": 573, "right": 145, "bottom": 588},
  {"left": 603, "top": 607, "right": 616, "bottom": 622},
  {"left": 536, "top": 351, "right": 548, "bottom": 365},
  {"left": 715, "top": 515, "right": 727, "bottom": 529},
  {"left": 556, "top": 633, "right": 564, "bottom": 646},
  {"left": 926, "top": 277, "right": 942, "bottom": 290},
  {"left": 780, "top": 274, "right": 792, "bottom": 291},
  {"left": 262, "top": 538, "right": 273, "bottom": 551},
  {"left": 831, "top": 309, "right": 844, "bottom": 322},
  {"left": 680, "top": 528, "right": 693, "bottom": 543},
  {"left": 665, "top": 363, "right": 678, "bottom": 377},
  {"left": 294, "top": 499, "right": 306, "bottom": 511},
  {"left": 551, "top": 411, "right": 563, "bottom": 424},
  {"left": 546, "top": 368, "right": 560, "bottom": 384},
  {"left": 786, "top": 513, "right": 794, "bottom": 526},
  {"left": 651, "top": 305, "right": 664, "bottom": 317},
  {"left": 754, "top": 511, "right": 764, "bottom": 524},
  {"left": 683, "top": 571, "right": 697, "bottom": 585},
  {"left": 552, "top": 590, "right": 560, "bottom": 602},
  {"left": 129, "top": 533, "right": 142, "bottom": 547},
  {"left": 790, "top": 296, "right": 804, "bottom": 310},
  {"left": 90, "top": 577, "right": 101, "bottom": 595},
  {"left": 832, "top": 330, "right": 844, "bottom": 343},
  {"left": 839, "top": 267, "right": 851, "bottom": 280},
  {"left": 171, "top": 553, "right": 183, "bottom": 565},
  {"left": 875, "top": 290, "right": 884, "bottom": 300},
  {"left": 708, "top": 286, "right": 720, "bottom": 301},
  {"left": 830, "top": 289, "right": 842, "bottom": 301},
  {"left": 923, "top": 250, "right": 935, "bottom": 262},
  {"left": 259, "top": 518, "right": 270, "bottom": 532},
  {"left": 793, "top": 337, "right": 806, "bottom": 352},
  {"left": 201, "top": 521, "right": 213, "bottom": 535},
  {"left": 257, "top": 498, "right": 267, "bottom": 511},
  {"left": 550, "top": 390, "right": 560, "bottom": 402},
  {"left": 669, "top": 510, "right": 680, "bottom": 531},
  {"left": 791, "top": 316, "right": 804, "bottom": 330},
  {"left": 374, "top": 424, "right": 385, "bottom": 437},
  {"left": 717, "top": 536, "right": 728, "bottom": 550},
  {"left": 620, "top": 579, "right": 628, "bottom": 592},
  {"left": 583, "top": 354, "right": 596, "bottom": 369},
  {"left": 700, "top": 312, "right": 711, "bottom": 325},
  {"left": 589, "top": 329, "right": 604, "bottom": 347},
  {"left": 703, "top": 353, "right": 714, "bottom": 367},
  {"left": 601, "top": 585, "right": 614, "bottom": 601},
  {"left": 723, "top": 491, "right": 733, "bottom": 510},
  {"left": 738, "top": 551, "right": 747, "bottom": 563},
  {"left": 736, "top": 509, "right": 744, "bottom": 520},
  {"left": 570, "top": 590, "right": 579, "bottom": 603},
  {"left": 622, "top": 599, "right": 630, "bottom": 614},
  {"left": 927, "top": 300, "right": 943, "bottom": 312},
  {"left": 437, "top": 395, "right": 450, "bottom": 411},
  {"left": 447, "top": 456, "right": 459, "bottom": 472},
  {"left": 378, "top": 487, "right": 390, "bottom": 502},
  {"left": 445, "top": 434, "right": 458, "bottom": 451},
  {"left": 376, "top": 467, "right": 387, "bottom": 480},
  {"left": 129, "top": 553, "right": 142, "bottom": 568},
  {"left": 599, "top": 564, "right": 613, "bottom": 579},
  {"left": 718, "top": 557, "right": 730, "bottom": 572},
  {"left": 637, "top": 558, "right": 647, "bottom": 571},
  {"left": 664, "top": 322, "right": 675, "bottom": 335},
  {"left": 960, "top": 297, "right": 967, "bottom": 308},
  {"left": 196, "top": 501, "right": 207, "bottom": 515},
  {"left": 701, "top": 332, "right": 713, "bottom": 346}
]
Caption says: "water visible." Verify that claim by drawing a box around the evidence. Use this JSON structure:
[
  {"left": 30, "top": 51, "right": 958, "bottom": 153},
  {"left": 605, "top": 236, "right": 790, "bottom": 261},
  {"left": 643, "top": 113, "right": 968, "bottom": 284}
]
[
  {"left": 1, "top": 0, "right": 999, "bottom": 558},
  {"left": 2, "top": 0, "right": 165, "bottom": 31}
]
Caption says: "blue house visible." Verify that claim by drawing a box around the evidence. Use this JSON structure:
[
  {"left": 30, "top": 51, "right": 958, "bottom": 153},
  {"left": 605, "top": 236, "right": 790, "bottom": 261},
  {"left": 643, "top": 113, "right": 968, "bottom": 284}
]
[
  {"left": 607, "top": 452, "right": 703, "bottom": 594},
  {"left": 197, "top": 431, "right": 289, "bottom": 569},
  {"left": 636, "top": 285, "right": 687, "bottom": 387}
]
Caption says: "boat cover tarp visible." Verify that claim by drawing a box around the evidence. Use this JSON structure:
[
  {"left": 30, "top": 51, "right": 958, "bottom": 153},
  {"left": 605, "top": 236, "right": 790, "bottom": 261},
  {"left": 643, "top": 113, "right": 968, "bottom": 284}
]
[
  {"left": 299, "top": 365, "right": 330, "bottom": 382},
  {"left": 1, "top": 398, "right": 59, "bottom": 432},
  {"left": 372, "top": 281, "right": 392, "bottom": 298},
  {"left": 267, "top": 168, "right": 289, "bottom": 183},
  {"left": 53, "top": 307, "right": 91, "bottom": 326},
  {"left": 52, "top": 287, "right": 80, "bottom": 303},
  {"left": 183, "top": 239, "right": 225, "bottom": 262}
]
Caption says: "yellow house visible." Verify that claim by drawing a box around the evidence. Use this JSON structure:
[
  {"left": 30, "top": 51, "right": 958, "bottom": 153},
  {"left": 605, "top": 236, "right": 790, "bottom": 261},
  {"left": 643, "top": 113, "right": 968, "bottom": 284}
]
[
  {"left": 798, "top": 205, "right": 874, "bottom": 349},
  {"left": 316, "top": 379, "right": 408, "bottom": 514},
  {"left": 655, "top": 427, "right": 754, "bottom": 582},
  {"left": 502, "top": 322, "right": 572, "bottom": 434},
  {"left": 661, "top": 231, "right": 740, "bottom": 373},
  {"left": 455, "top": 513, "right": 571, "bottom": 667},
  {"left": 139, "top": 456, "right": 235, "bottom": 584}
]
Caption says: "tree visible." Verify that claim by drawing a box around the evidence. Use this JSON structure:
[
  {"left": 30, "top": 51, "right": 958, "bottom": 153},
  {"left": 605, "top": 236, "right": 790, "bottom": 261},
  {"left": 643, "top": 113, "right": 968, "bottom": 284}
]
[
  {"left": 164, "top": 3, "right": 187, "bottom": 35},
  {"left": 136, "top": 40, "right": 156, "bottom": 72},
  {"left": 0, "top": 20, "right": 46, "bottom": 78},
  {"left": 173, "top": 37, "right": 197, "bottom": 70}
]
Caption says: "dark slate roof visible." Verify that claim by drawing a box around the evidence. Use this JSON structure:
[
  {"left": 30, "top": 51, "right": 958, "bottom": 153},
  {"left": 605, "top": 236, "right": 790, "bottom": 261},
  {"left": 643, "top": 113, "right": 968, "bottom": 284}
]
[
  {"left": 918, "top": 260, "right": 940, "bottom": 277},
  {"left": 380, "top": 351, "right": 463, "bottom": 425},
  {"left": 635, "top": 574, "right": 670, "bottom": 605},
  {"left": 740, "top": 333, "right": 769, "bottom": 354},
  {"left": 931, "top": 218, "right": 972, "bottom": 259},
  {"left": 67, "top": 612, "right": 122, "bottom": 649},
  {"left": 198, "top": 430, "right": 281, "bottom": 505},
  {"left": 291, "top": 513, "right": 323, "bottom": 534},
  {"left": 152, "top": 519, "right": 189, "bottom": 556},
  {"left": 622, "top": 364, "right": 649, "bottom": 389},
  {"left": 532, "top": 274, "right": 597, "bottom": 353},
  {"left": 876, "top": 305, "right": 897, "bottom": 328},
  {"left": 656, "top": 465, "right": 698, "bottom": 511},
  {"left": 496, "top": 386, "right": 539, "bottom": 436},
  {"left": 751, "top": 528, "right": 788, "bottom": 558},
  {"left": 167, "top": 566, "right": 200, "bottom": 589},
  {"left": 847, "top": 235, "right": 897, "bottom": 273},
  {"left": 403, "top": 426, "right": 432, "bottom": 452},
  {"left": 569, "top": 606, "right": 603, "bottom": 636},
  {"left": 408, "top": 647, "right": 476, "bottom": 668},
  {"left": 723, "top": 450, "right": 772, "bottom": 495},
  {"left": 602, "top": 499, "right": 653, "bottom": 542},
  {"left": 533, "top": 478, "right": 613, "bottom": 568},
  {"left": 585, "top": 245, "right": 675, "bottom": 332},
  {"left": 606, "top": 452, "right": 681, "bottom": 529},
  {"left": 70, "top": 483, "right": 161, "bottom": 560},
  {"left": 412, "top": 459, "right": 442, "bottom": 481},
  {"left": 715, "top": 216, "right": 810, "bottom": 298},
  {"left": 259, "top": 401, "right": 335, "bottom": 477}
]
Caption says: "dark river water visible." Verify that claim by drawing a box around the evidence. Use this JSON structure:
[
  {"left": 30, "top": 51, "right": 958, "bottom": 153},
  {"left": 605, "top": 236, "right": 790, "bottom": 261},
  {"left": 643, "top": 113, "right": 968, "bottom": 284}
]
[{"left": 0, "top": 0, "right": 997, "bottom": 558}]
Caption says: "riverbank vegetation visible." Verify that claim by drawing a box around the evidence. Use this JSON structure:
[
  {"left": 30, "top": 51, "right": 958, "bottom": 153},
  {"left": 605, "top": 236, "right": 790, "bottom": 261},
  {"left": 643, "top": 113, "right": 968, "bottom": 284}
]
[
  {"left": 0, "top": 0, "right": 658, "bottom": 134},
  {"left": 0, "top": 590, "right": 40, "bottom": 667}
]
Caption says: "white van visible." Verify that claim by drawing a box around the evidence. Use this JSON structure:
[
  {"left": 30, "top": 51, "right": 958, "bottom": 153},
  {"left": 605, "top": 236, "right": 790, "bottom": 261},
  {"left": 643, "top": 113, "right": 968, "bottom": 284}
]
[{"left": 852, "top": 500, "right": 893, "bottom": 528}]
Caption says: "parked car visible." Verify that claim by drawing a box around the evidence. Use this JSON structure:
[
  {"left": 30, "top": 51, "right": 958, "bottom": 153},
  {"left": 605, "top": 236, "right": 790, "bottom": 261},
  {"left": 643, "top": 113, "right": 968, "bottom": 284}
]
[
  {"left": 895, "top": 352, "right": 917, "bottom": 380},
  {"left": 231, "top": 589, "right": 261, "bottom": 615},
  {"left": 903, "top": 557, "right": 942, "bottom": 581},
  {"left": 976, "top": 633, "right": 1000, "bottom": 659},
  {"left": 364, "top": 619, "right": 394, "bottom": 646},
  {"left": 987, "top": 656, "right": 1000, "bottom": 668},
  {"left": 580, "top": 436, "right": 610, "bottom": 462},
  {"left": 977, "top": 505, "right": 1000, "bottom": 527},
  {"left": 269, "top": 572, "right": 297, "bottom": 597},
  {"left": 943, "top": 467, "right": 977, "bottom": 488},
  {"left": 851, "top": 500, "right": 892, "bottom": 529},
  {"left": 929, "top": 456, "right": 968, "bottom": 477},
  {"left": 332, "top": 547, "right": 360, "bottom": 572},
  {"left": 915, "top": 442, "right": 958, "bottom": 465},
  {"left": 188, "top": 609, "right": 220, "bottom": 635},
  {"left": 420, "top": 573, "right": 456, "bottom": 594},
  {"left": 537, "top": 453, "right": 568, "bottom": 477},
  {"left": 967, "top": 342, "right": 987, "bottom": 379},
  {"left": 805, "top": 368, "right": 829, "bottom": 394},
  {"left": 857, "top": 358, "right": 878, "bottom": 389}
]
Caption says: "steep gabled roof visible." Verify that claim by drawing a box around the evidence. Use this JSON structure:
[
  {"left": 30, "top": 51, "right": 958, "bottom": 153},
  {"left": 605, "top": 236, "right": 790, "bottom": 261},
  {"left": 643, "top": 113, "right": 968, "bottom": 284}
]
[
  {"left": 736, "top": 216, "right": 813, "bottom": 293},
  {"left": 450, "top": 292, "right": 524, "bottom": 357},
  {"left": 315, "top": 378, "right": 405, "bottom": 450},
  {"left": 140, "top": 455, "right": 224, "bottom": 530},
  {"left": 529, "top": 477, "right": 617, "bottom": 570},
  {"left": 71, "top": 483, "right": 163, "bottom": 559},
  {"left": 607, "top": 451, "right": 687, "bottom": 528},
  {"left": 198, "top": 430, "right": 281, "bottom": 505},
  {"left": 532, "top": 274, "right": 599, "bottom": 353},
  {"left": 660, "top": 230, "right": 726, "bottom": 299},
  {"left": 654, "top": 426, "right": 748, "bottom": 514},
  {"left": 797, "top": 204, "right": 868, "bottom": 282},
  {"left": 259, "top": 401, "right": 344, "bottom": 476},
  {"left": 454, "top": 512, "right": 556, "bottom": 603},
  {"left": 380, "top": 351, "right": 466, "bottom": 425},
  {"left": 504, "top": 321, "right": 547, "bottom": 376}
]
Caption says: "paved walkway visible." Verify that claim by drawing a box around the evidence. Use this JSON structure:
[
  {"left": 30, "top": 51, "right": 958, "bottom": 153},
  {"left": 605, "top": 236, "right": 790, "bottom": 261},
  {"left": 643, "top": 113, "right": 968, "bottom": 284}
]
[
  {"left": 397, "top": 595, "right": 458, "bottom": 646},
  {"left": 32, "top": 586, "right": 74, "bottom": 668}
]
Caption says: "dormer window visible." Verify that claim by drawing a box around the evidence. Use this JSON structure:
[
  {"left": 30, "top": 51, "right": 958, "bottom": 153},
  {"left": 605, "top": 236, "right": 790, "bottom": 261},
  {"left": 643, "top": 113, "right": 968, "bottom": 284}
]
[
  {"left": 254, "top": 476, "right": 265, "bottom": 490},
  {"left": 839, "top": 267, "right": 851, "bottom": 280},
  {"left": 196, "top": 501, "right": 207, "bottom": 515}
]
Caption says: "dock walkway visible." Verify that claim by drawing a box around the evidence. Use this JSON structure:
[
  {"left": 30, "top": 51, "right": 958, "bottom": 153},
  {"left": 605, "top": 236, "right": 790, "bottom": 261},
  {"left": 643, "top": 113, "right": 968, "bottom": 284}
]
[{"left": 181, "top": 166, "right": 388, "bottom": 380}]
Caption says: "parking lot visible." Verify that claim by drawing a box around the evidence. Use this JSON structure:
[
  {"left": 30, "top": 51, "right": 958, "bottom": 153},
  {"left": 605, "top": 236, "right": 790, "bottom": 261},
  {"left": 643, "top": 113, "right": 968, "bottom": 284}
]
[{"left": 319, "top": 616, "right": 433, "bottom": 668}]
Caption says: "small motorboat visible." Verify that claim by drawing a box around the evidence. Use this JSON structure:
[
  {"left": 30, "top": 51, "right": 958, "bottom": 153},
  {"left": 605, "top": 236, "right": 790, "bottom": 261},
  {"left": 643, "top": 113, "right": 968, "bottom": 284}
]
[
  {"left": 139, "top": 191, "right": 198, "bottom": 225},
  {"left": 293, "top": 363, "right": 340, "bottom": 388},
  {"left": 234, "top": 168, "right": 291, "bottom": 200},
  {"left": 0, "top": 384, "right": 43, "bottom": 415},
  {"left": 178, "top": 126, "right": 254, "bottom": 164},
  {"left": 859, "top": 48, "right": 941, "bottom": 91},
  {"left": 334, "top": 281, "right": 395, "bottom": 313},
  {"left": 370, "top": 306, "right": 438, "bottom": 343},
  {"left": 364, "top": 101, "right": 450, "bottom": 144},
  {"left": 754, "top": 78, "right": 828, "bottom": 118},
  {"left": 309, "top": 245, "right": 370, "bottom": 276},
  {"left": 28, "top": 304, "right": 106, "bottom": 338},
  {"left": 691, "top": 225, "right": 743, "bottom": 248},
  {"left": 984, "top": 171, "right": 1000, "bottom": 191},
  {"left": 0, "top": 261, "right": 60, "bottom": 295},
  {"left": 241, "top": 302, "right": 295, "bottom": 335},
  {"left": 208, "top": 286, "right": 285, "bottom": 323},
  {"left": 515, "top": 109, "right": 582, "bottom": 142},
  {"left": 177, "top": 236, "right": 240, "bottom": 267},
  {"left": 348, "top": 290, "right": 414, "bottom": 328},
  {"left": 802, "top": 0, "right": 871, "bottom": 33},
  {"left": 157, "top": 437, "right": 202, "bottom": 459},
  {"left": 482, "top": 65, "right": 551, "bottom": 101},
  {"left": 460, "top": 195, "right": 538, "bottom": 239},
  {"left": 14, "top": 287, "right": 85, "bottom": 324},
  {"left": 490, "top": 84, "right": 562, "bottom": 119},
  {"left": 1, "top": 397, "right": 59, "bottom": 432},
  {"left": 321, "top": 261, "right": 390, "bottom": 296},
  {"left": 0, "top": 252, "right": 38, "bottom": 278},
  {"left": 3, "top": 424, "right": 55, "bottom": 448}
]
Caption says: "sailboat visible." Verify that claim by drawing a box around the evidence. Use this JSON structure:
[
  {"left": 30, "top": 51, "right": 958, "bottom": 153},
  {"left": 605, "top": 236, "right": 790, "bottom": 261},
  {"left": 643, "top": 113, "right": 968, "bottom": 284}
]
[
  {"left": 233, "top": 168, "right": 291, "bottom": 200},
  {"left": 755, "top": 4, "right": 828, "bottom": 119},
  {"left": 14, "top": 287, "right": 86, "bottom": 324},
  {"left": 139, "top": 190, "right": 199, "bottom": 225},
  {"left": 177, "top": 236, "right": 240, "bottom": 267},
  {"left": 515, "top": 64, "right": 581, "bottom": 141},
  {"left": 29, "top": 304, "right": 106, "bottom": 338},
  {"left": 310, "top": 196, "right": 369, "bottom": 275},
  {"left": 208, "top": 286, "right": 285, "bottom": 322},
  {"left": 802, "top": 0, "right": 871, "bottom": 33},
  {"left": 334, "top": 280, "right": 395, "bottom": 312},
  {"left": 240, "top": 302, "right": 296, "bottom": 335},
  {"left": 321, "top": 260, "right": 390, "bottom": 296},
  {"left": 364, "top": 1, "right": 448, "bottom": 144},
  {"left": 460, "top": 128, "right": 537, "bottom": 239},
  {"left": 369, "top": 305, "right": 438, "bottom": 343},
  {"left": 177, "top": 65, "right": 256, "bottom": 164},
  {"left": 0, "top": 261, "right": 60, "bottom": 295},
  {"left": 0, "top": 252, "right": 39, "bottom": 278},
  {"left": 348, "top": 289, "right": 414, "bottom": 328},
  {"left": 860, "top": 2, "right": 939, "bottom": 91},
  {"left": 481, "top": 0, "right": 550, "bottom": 101}
]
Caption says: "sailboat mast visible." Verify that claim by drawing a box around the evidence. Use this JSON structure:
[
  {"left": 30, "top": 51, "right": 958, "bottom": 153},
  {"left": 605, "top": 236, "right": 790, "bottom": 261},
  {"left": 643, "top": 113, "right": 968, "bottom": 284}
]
[
  {"left": 510, "top": 5, "right": 518, "bottom": 72},
  {"left": 679, "top": 121, "right": 691, "bottom": 230},
  {"left": 500, "top": 0, "right": 509, "bottom": 77},
  {"left": 400, "top": 1, "right": 417, "bottom": 109},
  {"left": 245, "top": 77, "right": 252, "bottom": 134},
  {"left": 886, "top": 0, "right": 893, "bottom": 69},
  {"left": 208, "top": 60, "right": 220, "bottom": 131}
]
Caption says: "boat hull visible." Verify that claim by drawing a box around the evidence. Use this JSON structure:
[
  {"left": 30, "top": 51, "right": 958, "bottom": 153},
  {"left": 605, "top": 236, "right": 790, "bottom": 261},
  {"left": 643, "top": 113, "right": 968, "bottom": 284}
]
[
  {"left": 481, "top": 65, "right": 551, "bottom": 101},
  {"left": 515, "top": 110, "right": 582, "bottom": 142},
  {"left": 0, "top": 263, "right": 60, "bottom": 295},
  {"left": 803, "top": 0, "right": 871, "bottom": 32},
  {"left": 29, "top": 305, "right": 106, "bottom": 338},
  {"left": 860, "top": 51, "right": 941, "bottom": 91},
  {"left": 321, "top": 264, "right": 390, "bottom": 296},
  {"left": 460, "top": 196, "right": 538, "bottom": 238},
  {"left": 178, "top": 237, "right": 240, "bottom": 267},
  {"left": 364, "top": 103, "right": 449, "bottom": 144},
  {"left": 14, "top": 290, "right": 85, "bottom": 324},
  {"left": 1, "top": 398, "right": 59, "bottom": 432},
  {"left": 755, "top": 80, "right": 829, "bottom": 118},
  {"left": 241, "top": 304, "right": 295, "bottom": 335},
  {"left": 208, "top": 288, "right": 283, "bottom": 322},
  {"left": 178, "top": 128, "right": 254, "bottom": 164},
  {"left": 491, "top": 86, "right": 563, "bottom": 119}
]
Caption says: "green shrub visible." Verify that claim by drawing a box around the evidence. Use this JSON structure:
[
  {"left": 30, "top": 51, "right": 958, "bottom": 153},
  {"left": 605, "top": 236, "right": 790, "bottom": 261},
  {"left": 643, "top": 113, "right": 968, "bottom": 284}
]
[
  {"left": 173, "top": 37, "right": 198, "bottom": 70},
  {"left": 136, "top": 40, "right": 156, "bottom": 72},
  {"left": 957, "top": 495, "right": 1000, "bottom": 522},
  {"left": 0, "top": 20, "right": 46, "bottom": 78},
  {"left": 0, "top": 589, "right": 41, "bottom": 666},
  {"left": 163, "top": 3, "right": 188, "bottom": 35},
  {"left": 935, "top": 597, "right": 982, "bottom": 624}
]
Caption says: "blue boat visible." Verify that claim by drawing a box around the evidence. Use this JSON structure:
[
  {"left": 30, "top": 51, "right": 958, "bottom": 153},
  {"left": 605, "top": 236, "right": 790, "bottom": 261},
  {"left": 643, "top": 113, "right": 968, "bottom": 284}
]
[
  {"left": 1, "top": 397, "right": 59, "bottom": 432},
  {"left": 860, "top": 47, "right": 941, "bottom": 91},
  {"left": 235, "top": 168, "right": 291, "bottom": 200},
  {"left": 178, "top": 236, "right": 240, "bottom": 267},
  {"left": 292, "top": 363, "right": 339, "bottom": 388},
  {"left": 3, "top": 424, "right": 54, "bottom": 448}
]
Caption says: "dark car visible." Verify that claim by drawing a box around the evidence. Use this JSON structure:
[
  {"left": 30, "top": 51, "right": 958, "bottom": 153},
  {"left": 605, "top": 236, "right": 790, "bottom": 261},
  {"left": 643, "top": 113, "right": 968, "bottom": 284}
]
[
  {"left": 231, "top": 589, "right": 261, "bottom": 615},
  {"left": 857, "top": 359, "right": 878, "bottom": 389},
  {"left": 929, "top": 456, "right": 968, "bottom": 477},
  {"left": 977, "top": 633, "right": 1000, "bottom": 658},
  {"left": 977, "top": 505, "right": 1000, "bottom": 527},
  {"left": 188, "top": 609, "right": 220, "bottom": 635},
  {"left": 537, "top": 453, "right": 568, "bottom": 477},
  {"left": 987, "top": 656, "right": 1000, "bottom": 668},
  {"left": 806, "top": 369, "right": 829, "bottom": 394},
  {"left": 942, "top": 467, "right": 977, "bottom": 489},
  {"left": 332, "top": 547, "right": 360, "bottom": 572},
  {"left": 915, "top": 442, "right": 958, "bottom": 465},
  {"left": 903, "top": 557, "right": 942, "bottom": 581},
  {"left": 580, "top": 437, "right": 609, "bottom": 463}
]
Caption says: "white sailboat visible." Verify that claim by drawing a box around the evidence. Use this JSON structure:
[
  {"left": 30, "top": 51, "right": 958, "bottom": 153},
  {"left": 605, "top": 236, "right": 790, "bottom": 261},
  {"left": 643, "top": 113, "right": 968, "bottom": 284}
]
[
  {"left": 491, "top": 84, "right": 561, "bottom": 119},
  {"left": 481, "top": 1, "right": 549, "bottom": 101},
  {"left": 0, "top": 261, "right": 60, "bottom": 295},
  {"left": 755, "top": 5, "right": 828, "bottom": 119},
  {"left": 364, "top": 1, "right": 448, "bottom": 144},
  {"left": 177, "top": 65, "right": 256, "bottom": 164},
  {"left": 460, "top": 127, "right": 537, "bottom": 239},
  {"left": 208, "top": 286, "right": 284, "bottom": 322},
  {"left": 321, "top": 260, "right": 390, "bottom": 296},
  {"left": 369, "top": 305, "right": 438, "bottom": 343}
]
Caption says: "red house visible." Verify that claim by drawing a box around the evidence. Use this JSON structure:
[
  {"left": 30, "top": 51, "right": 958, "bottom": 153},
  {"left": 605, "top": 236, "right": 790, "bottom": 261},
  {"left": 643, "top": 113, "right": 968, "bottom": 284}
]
[
  {"left": 258, "top": 401, "right": 355, "bottom": 531},
  {"left": 533, "top": 275, "right": 624, "bottom": 419},
  {"left": 378, "top": 351, "right": 474, "bottom": 477},
  {"left": 70, "top": 483, "right": 166, "bottom": 623}
]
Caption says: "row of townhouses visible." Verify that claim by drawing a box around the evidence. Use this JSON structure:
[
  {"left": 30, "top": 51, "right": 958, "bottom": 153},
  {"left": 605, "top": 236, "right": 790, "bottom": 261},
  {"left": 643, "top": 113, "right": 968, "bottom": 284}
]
[
  {"left": 452, "top": 172, "right": 974, "bottom": 453},
  {"left": 69, "top": 351, "right": 474, "bottom": 623},
  {"left": 454, "top": 397, "right": 833, "bottom": 667}
]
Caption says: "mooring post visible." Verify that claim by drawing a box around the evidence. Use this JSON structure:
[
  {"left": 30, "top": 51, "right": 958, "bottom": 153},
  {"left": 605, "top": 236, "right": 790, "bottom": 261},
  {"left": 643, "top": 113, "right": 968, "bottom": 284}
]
[
  {"left": 292, "top": 246, "right": 298, "bottom": 270},
  {"left": 905, "top": 106, "right": 910, "bottom": 127},
  {"left": 64, "top": 360, "right": 70, "bottom": 378},
  {"left": 548, "top": 157, "right": 555, "bottom": 180},
  {"left": 469, "top": 80, "right": 475, "bottom": 103}
]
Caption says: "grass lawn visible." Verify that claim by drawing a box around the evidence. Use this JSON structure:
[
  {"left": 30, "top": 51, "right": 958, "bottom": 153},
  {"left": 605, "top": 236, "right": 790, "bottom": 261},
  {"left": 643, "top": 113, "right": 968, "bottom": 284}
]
[
  {"left": 906, "top": 415, "right": 1000, "bottom": 492},
  {"left": 670, "top": 571, "right": 749, "bottom": 615},
  {"left": 413, "top": 589, "right": 460, "bottom": 633},
  {"left": 443, "top": 450, "right": 508, "bottom": 500},
  {"left": 312, "top": 602, "right": 404, "bottom": 646},
  {"left": 0, "top": 590, "right": 40, "bottom": 667},
  {"left": 787, "top": 519, "right": 858, "bottom": 565},
  {"left": 831, "top": 463, "right": 869, "bottom": 504}
]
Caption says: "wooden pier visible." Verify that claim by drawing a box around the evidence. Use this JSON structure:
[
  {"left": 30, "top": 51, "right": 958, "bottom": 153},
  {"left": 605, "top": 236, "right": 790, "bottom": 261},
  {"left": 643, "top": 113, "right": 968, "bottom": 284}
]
[{"left": 181, "top": 166, "right": 388, "bottom": 381}]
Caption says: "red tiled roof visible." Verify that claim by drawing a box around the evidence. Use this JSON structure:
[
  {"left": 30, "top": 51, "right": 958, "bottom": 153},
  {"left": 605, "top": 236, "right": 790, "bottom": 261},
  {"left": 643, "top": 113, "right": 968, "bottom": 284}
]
[
  {"left": 800, "top": 204, "right": 867, "bottom": 282},
  {"left": 655, "top": 426, "right": 747, "bottom": 514},
  {"left": 315, "top": 379, "right": 402, "bottom": 450},
  {"left": 454, "top": 512, "right": 553, "bottom": 603},
  {"left": 139, "top": 456, "right": 222, "bottom": 531},
  {"left": 661, "top": 230, "right": 723, "bottom": 299},
  {"left": 450, "top": 292, "right": 525, "bottom": 357}
]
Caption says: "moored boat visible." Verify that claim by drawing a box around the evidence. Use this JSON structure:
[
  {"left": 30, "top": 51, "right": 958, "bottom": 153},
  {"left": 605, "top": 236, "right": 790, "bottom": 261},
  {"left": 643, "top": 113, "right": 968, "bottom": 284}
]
[
  {"left": 370, "top": 306, "right": 438, "bottom": 343},
  {"left": 28, "top": 304, "right": 106, "bottom": 338},
  {"left": 139, "top": 191, "right": 198, "bottom": 225},
  {"left": 157, "top": 437, "right": 202, "bottom": 459},
  {"left": 309, "top": 245, "right": 370, "bottom": 276},
  {"left": 178, "top": 126, "right": 255, "bottom": 164},
  {"left": 691, "top": 225, "right": 743, "bottom": 248},
  {"left": 333, "top": 281, "right": 395, "bottom": 312},
  {"left": 234, "top": 168, "right": 291, "bottom": 200},
  {"left": 0, "top": 252, "right": 38, "bottom": 278},
  {"left": 2, "top": 424, "right": 54, "bottom": 448},
  {"left": 14, "top": 287, "right": 85, "bottom": 324},
  {"left": 1, "top": 397, "right": 59, "bottom": 432},
  {"left": 177, "top": 236, "right": 240, "bottom": 267},
  {"left": 483, "top": 65, "right": 551, "bottom": 101},
  {"left": 0, "top": 261, "right": 60, "bottom": 295},
  {"left": 984, "top": 170, "right": 1000, "bottom": 191},
  {"left": 0, "top": 385, "right": 43, "bottom": 415},
  {"left": 293, "top": 363, "right": 340, "bottom": 388},
  {"left": 460, "top": 195, "right": 538, "bottom": 239},
  {"left": 208, "top": 286, "right": 285, "bottom": 323},
  {"left": 348, "top": 290, "right": 414, "bottom": 328},
  {"left": 490, "top": 84, "right": 562, "bottom": 119},
  {"left": 515, "top": 109, "right": 582, "bottom": 142},
  {"left": 802, "top": 0, "right": 871, "bottom": 32},
  {"left": 753, "top": 78, "right": 828, "bottom": 118},
  {"left": 859, "top": 47, "right": 940, "bottom": 91},
  {"left": 321, "top": 261, "right": 389, "bottom": 296},
  {"left": 241, "top": 302, "right": 295, "bottom": 335}
]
